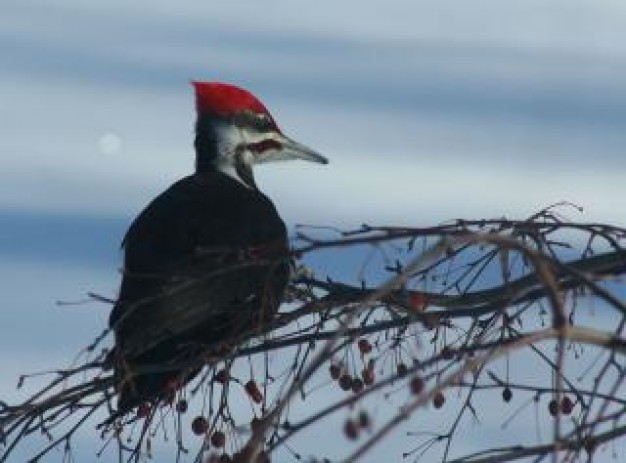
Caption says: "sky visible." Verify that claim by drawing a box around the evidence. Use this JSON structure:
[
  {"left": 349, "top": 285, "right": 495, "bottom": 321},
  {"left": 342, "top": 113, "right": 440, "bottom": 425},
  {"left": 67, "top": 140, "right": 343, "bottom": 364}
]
[{"left": 2, "top": 0, "right": 626, "bottom": 461}]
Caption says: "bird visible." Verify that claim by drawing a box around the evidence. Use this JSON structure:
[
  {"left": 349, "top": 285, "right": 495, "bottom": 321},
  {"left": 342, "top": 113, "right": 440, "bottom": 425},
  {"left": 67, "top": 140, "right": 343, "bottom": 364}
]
[{"left": 108, "top": 82, "right": 328, "bottom": 414}]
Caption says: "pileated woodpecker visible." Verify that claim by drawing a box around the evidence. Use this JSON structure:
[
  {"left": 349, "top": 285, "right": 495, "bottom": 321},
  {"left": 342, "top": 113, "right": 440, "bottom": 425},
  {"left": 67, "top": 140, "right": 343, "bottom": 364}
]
[{"left": 109, "top": 82, "right": 327, "bottom": 413}]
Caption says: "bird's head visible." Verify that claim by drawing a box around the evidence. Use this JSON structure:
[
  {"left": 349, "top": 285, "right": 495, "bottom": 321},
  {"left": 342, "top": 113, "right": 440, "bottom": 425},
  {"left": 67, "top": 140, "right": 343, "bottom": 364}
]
[{"left": 192, "top": 81, "right": 328, "bottom": 188}]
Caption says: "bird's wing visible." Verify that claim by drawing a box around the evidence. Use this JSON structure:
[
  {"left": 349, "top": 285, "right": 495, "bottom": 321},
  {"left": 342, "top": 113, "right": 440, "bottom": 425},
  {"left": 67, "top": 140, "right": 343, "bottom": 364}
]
[{"left": 109, "top": 173, "right": 288, "bottom": 358}]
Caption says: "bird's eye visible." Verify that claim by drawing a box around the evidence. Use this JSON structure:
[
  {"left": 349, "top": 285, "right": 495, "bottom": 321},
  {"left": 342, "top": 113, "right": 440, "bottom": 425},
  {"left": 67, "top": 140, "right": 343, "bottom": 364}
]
[
  {"left": 233, "top": 112, "right": 274, "bottom": 132},
  {"left": 254, "top": 114, "right": 273, "bottom": 131}
]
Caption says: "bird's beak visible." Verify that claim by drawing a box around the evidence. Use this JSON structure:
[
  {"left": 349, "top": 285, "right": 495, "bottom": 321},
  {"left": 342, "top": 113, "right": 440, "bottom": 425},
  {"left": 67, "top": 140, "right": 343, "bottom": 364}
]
[
  {"left": 280, "top": 135, "right": 329, "bottom": 164},
  {"left": 256, "top": 133, "right": 329, "bottom": 165}
]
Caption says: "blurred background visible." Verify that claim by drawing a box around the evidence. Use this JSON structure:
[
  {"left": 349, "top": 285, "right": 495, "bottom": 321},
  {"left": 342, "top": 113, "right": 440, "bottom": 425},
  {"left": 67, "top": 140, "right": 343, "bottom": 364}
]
[{"left": 2, "top": 0, "right": 626, "bottom": 461}]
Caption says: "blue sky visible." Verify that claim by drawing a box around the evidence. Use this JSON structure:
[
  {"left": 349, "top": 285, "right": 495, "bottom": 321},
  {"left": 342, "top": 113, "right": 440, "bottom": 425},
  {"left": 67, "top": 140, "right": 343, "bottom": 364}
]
[{"left": 2, "top": 0, "right": 626, "bottom": 461}]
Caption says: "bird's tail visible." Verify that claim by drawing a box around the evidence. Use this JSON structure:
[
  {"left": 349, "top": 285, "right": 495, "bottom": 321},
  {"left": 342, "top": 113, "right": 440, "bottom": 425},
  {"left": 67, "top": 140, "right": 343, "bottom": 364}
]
[{"left": 113, "top": 354, "right": 196, "bottom": 415}]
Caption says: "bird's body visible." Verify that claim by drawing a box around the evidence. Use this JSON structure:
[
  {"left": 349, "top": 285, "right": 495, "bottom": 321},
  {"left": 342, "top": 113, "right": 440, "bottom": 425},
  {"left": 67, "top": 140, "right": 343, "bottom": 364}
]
[
  {"left": 109, "top": 82, "right": 327, "bottom": 413},
  {"left": 110, "top": 172, "right": 289, "bottom": 411}
]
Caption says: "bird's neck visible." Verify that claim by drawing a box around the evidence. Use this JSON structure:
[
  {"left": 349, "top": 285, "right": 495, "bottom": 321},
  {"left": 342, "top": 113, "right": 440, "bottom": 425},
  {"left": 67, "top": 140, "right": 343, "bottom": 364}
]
[
  {"left": 194, "top": 115, "right": 257, "bottom": 189},
  {"left": 194, "top": 115, "right": 220, "bottom": 173}
]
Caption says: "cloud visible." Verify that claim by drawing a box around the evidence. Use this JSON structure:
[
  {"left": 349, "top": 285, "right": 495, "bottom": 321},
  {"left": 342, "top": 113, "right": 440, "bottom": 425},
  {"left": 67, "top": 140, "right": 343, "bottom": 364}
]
[{"left": 3, "top": 1, "right": 626, "bottom": 222}]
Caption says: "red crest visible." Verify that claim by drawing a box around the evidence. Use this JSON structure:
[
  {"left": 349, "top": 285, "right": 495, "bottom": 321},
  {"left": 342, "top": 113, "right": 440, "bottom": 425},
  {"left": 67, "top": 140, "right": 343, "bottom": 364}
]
[{"left": 192, "top": 81, "right": 272, "bottom": 117}]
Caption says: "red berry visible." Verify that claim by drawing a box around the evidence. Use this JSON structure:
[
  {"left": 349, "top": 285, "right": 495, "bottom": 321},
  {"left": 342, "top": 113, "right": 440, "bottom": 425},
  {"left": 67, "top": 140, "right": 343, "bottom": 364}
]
[
  {"left": 339, "top": 374, "right": 353, "bottom": 391},
  {"left": 250, "top": 417, "right": 263, "bottom": 433},
  {"left": 561, "top": 396, "right": 574, "bottom": 415},
  {"left": 136, "top": 403, "right": 151, "bottom": 418},
  {"left": 210, "top": 430, "right": 226, "bottom": 448},
  {"left": 410, "top": 376, "right": 424, "bottom": 395},
  {"left": 176, "top": 399, "right": 188, "bottom": 413},
  {"left": 165, "top": 378, "right": 181, "bottom": 392},
  {"left": 357, "top": 339, "right": 372, "bottom": 354},
  {"left": 584, "top": 438, "right": 596, "bottom": 454},
  {"left": 441, "top": 346, "right": 454, "bottom": 360},
  {"left": 191, "top": 416, "right": 208, "bottom": 435},
  {"left": 397, "top": 363, "right": 409, "bottom": 377},
  {"left": 408, "top": 292, "right": 428, "bottom": 312},
  {"left": 245, "top": 380, "right": 263, "bottom": 404},
  {"left": 214, "top": 369, "right": 229, "bottom": 384},
  {"left": 206, "top": 454, "right": 229, "bottom": 463},
  {"left": 217, "top": 344, "right": 231, "bottom": 356},
  {"left": 362, "top": 368, "right": 375, "bottom": 386},
  {"left": 433, "top": 391, "right": 445, "bottom": 409},
  {"left": 548, "top": 399, "right": 559, "bottom": 416},
  {"left": 343, "top": 419, "right": 359, "bottom": 440},
  {"left": 329, "top": 364, "right": 342, "bottom": 380},
  {"left": 502, "top": 387, "right": 512, "bottom": 403},
  {"left": 422, "top": 312, "right": 440, "bottom": 330},
  {"left": 351, "top": 378, "right": 364, "bottom": 394}
]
